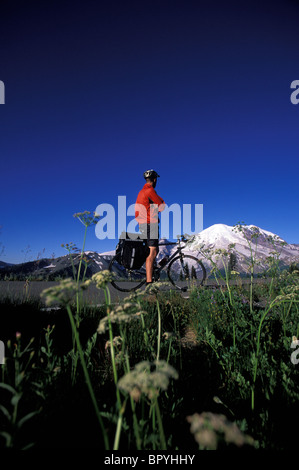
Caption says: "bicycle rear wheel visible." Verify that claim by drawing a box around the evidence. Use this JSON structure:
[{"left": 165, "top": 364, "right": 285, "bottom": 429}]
[
  {"left": 108, "top": 254, "right": 147, "bottom": 292},
  {"left": 167, "top": 254, "right": 206, "bottom": 291}
]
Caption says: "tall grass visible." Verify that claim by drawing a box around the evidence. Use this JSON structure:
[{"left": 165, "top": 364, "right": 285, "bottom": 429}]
[{"left": 0, "top": 217, "right": 298, "bottom": 449}]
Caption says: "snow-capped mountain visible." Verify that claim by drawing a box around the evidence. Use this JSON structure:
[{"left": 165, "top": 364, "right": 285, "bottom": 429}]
[
  {"left": 97, "top": 224, "right": 299, "bottom": 275},
  {"left": 0, "top": 224, "right": 298, "bottom": 280},
  {"left": 183, "top": 224, "right": 299, "bottom": 274}
]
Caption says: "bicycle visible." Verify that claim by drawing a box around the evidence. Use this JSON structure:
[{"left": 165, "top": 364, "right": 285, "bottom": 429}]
[{"left": 108, "top": 235, "right": 206, "bottom": 292}]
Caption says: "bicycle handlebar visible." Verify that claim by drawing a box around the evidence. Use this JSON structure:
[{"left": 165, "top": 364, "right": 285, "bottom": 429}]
[
  {"left": 158, "top": 241, "right": 177, "bottom": 246},
  {"left": 159, "top": 235, "right": 190, "bottom": 246},
  {"left": 158, "top": 234, "right": 195, "bottom": 247}
]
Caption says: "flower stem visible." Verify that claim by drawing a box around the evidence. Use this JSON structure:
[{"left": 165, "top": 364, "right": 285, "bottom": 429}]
[
  {"left": 156, "top": 299, "right": 162, "bottom": 361},
  {"left": 124, "top": 352, "right": 142, "bottom": 450},
  {"left": 154, "top": 397, "right": 167, "bottom": 450},
  {"left": 66, "top": 305, "right": 109, "bottom": 449}
]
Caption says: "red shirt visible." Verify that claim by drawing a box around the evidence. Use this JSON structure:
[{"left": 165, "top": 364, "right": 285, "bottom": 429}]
[{"left": 135, "top": 183, "right": 165, "bottom": 224}]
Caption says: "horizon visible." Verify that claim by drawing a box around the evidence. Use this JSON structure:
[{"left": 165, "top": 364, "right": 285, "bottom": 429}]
[
  {"left": 1, "top": 221, "right": 297, "bottom": 265},
  {"left": 1, "top": 0, "right": 299, "bottom": 264}
]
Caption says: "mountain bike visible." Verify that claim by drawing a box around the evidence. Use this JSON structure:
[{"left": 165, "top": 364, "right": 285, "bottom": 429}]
[{"left": 108, "top": 235, "right": 206, "bottom": 292}]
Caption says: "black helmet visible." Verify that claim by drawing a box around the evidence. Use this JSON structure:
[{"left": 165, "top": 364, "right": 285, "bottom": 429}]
[{"left": 143, "top": 169, "right": 160, "bottom": 180}]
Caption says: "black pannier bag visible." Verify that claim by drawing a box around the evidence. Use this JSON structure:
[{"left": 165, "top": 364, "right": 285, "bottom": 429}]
[{"left": 116, "top": 232, "right": 150, "bottom": 270}]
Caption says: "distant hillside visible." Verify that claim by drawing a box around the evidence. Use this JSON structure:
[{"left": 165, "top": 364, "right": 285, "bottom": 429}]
[
  {"left": 0, "top": 252, "right": 111, "bottom": 280},
  {"left": 0, "top": 260, "right": 15, "bottom": 268},
  {"left": 0, "top": 224, "right": 298, "bottom": 280}
]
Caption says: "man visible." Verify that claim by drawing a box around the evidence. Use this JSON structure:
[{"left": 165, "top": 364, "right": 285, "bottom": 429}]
[{"left": 135, "top": 169, "right": 166, "bottom": 285}]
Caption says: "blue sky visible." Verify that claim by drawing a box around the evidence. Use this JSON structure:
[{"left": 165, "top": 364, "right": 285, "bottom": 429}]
[{"left": 0, "top": 0, "right": 299, "bottom": 264}]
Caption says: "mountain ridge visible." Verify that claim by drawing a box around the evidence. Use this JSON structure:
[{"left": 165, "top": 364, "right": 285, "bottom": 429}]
[
  {"left": 184, "top": 223, "right": 299, "bottom": 274},
  {"left": 0, "top": 224, "right": 298, "bottom": 279}
]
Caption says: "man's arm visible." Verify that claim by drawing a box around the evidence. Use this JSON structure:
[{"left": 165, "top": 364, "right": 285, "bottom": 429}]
[{"left": 147, "top": 186, "right": 166, "bottom": 212}]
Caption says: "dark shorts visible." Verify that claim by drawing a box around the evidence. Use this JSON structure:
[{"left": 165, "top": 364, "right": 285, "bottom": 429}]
[{"left": 139, "top": 223, "right": 159, "bottom": 250}]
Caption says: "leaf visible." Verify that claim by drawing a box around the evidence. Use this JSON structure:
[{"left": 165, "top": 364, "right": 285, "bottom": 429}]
[
  {"left": 0, "top": 404, "right": 11, "bottom": 421},
  {"left": 11, "top": 394, "right": 21, "bottom": 407},
  {"left": 17, "top": 410, "right": 40, "bottom": 429},
  {"left": 16, "top": 372, "right": 25, "bottom": 387},
  {"left": 0, "top": 382, "right": 17, "bottom": 395},
  {"left": 21, "top": 442, "right": 36, "bottom": 450},
  {"left": 0, "top": 431, "right": 12, "bottom": 447}
]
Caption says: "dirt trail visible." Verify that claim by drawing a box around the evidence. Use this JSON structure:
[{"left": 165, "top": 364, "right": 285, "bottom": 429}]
[{"left": 180, "top": 325, "right": 199, "bottom": 348}]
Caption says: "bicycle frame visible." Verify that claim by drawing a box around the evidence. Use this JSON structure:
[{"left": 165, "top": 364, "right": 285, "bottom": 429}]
[
  {"left": 153, "top": 237, "right": 190, "bottom": 278},
  {"left": 109, "top": 234, "right": 205, "bottom": 292},
  {"left": 123, "top": 237, "right": 187, "bottom": 276}
]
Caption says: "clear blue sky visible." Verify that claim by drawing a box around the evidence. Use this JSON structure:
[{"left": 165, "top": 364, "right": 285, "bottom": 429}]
[{"left": 1, "top": 0, "right": 299, "bottom": 264}]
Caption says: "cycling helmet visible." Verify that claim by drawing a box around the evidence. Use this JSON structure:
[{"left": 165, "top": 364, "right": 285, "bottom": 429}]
[{"left": 143, "top": 169, "right": 160, "bottom": 180}]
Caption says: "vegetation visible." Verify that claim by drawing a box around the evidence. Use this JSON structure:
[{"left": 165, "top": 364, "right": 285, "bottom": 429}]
[{"left": 0, "top": 217, "right": 298, "bottom": 449}]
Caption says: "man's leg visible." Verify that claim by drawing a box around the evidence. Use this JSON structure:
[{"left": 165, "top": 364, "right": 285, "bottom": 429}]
[{"left": 146, "top": 246, "right": 157, "bottom": 283}]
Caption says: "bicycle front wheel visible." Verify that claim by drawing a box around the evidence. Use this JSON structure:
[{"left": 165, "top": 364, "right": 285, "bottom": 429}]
[
  {"left": 108, "top": 255, "right": 147, "bottom": 292},
  {"left": 167, "top": 254, "right": 206, "bottom": 291}
]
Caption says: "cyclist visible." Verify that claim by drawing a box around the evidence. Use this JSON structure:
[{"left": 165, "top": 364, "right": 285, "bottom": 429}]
[{"left": 135, "top": 169, "right": 166, "bottom": 285}]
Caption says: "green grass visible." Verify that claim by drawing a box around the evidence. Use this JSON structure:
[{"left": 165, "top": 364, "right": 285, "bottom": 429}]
[
  {"left": 1, "top": 218, "right": 298, "bottom": 450},
  {"left": 0, "top": 266, "right": 298, "bottom": 450}
]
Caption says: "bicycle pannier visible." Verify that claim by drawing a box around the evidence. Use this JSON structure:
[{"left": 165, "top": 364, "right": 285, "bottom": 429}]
[{"left": 115, "top": 232, "right": 150, "bottom": 270}]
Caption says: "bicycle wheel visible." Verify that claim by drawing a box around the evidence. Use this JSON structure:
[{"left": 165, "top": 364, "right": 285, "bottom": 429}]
[
  {"left": 167, "top": 254, "right": 206, "bottom": 291},
  {"left": 108, "top": 254, "right": 147, "bottom": 292}
]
